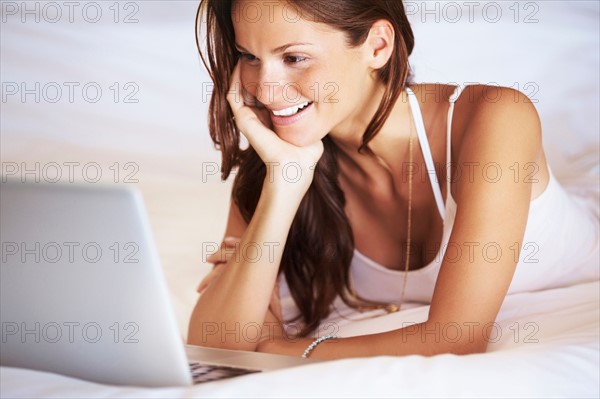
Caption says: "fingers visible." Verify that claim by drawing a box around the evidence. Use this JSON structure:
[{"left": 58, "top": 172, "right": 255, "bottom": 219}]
[
  {"left": 227, "top": 62, "right": 262, "bottom": 111},
  {"left": 226, "top": 62, "right": 284, "bottom": 160},
  {"left": 197, "top": 236, "right": 241, "bottom": 294},
  {"left": 205, "top": 236, "right": 240, "bottom": 265},
  {"left": 223, "top": 236, "right": 240, "bottom": 246},
  {"left": 196, "top": 263, "right": 226, "bottom": 293},
  {"left": 226, "top": 62, "right": 245, "bottom": 116}
]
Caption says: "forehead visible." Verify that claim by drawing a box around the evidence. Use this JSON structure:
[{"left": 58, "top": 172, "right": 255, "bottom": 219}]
[{"left": 231, "top": 0, "right": 337, "bottom": 47}]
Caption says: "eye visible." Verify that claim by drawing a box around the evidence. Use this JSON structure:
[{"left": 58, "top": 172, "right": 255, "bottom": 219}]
[
  {"left": 284, "top": 55, "right": 308, "bottom": 64},
  {"left": 237, "top": 51, "right": 258, "bottom": 62}
]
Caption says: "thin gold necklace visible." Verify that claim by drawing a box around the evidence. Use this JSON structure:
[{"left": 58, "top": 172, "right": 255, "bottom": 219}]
[
  {"left": 344, "top": 105, "right": 414, "bottom": 317},
  {"left": 399, "top": 117, "right": 414, "bottom": 309},
  {"left": 381, "top": 116, "right": 413, "bottom": 314}
]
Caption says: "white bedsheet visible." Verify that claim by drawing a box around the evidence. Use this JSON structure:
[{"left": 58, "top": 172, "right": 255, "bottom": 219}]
[
  {"left": 1, "top": 1, "right": 599, "bottom": 397},
  {"left": 2, "top": 280, "right": 598, "bottom": 398}
]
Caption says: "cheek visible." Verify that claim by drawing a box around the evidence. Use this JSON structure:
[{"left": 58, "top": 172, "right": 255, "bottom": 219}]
[
  {"left": 304, "top": 66, "right": 353, "bottom": 107},
  {"left": 317, "top": 82, "right": 343, "bottom": 106},
  {"left": 240, "top": 67, "right": 260, "bottom": 98},
  {"left": 239, "top": 64, "right": 352, "bottom": 110},
  {"left": 319, "top": 71, "right": 365, "bottom": 119},
  {"left": 282, "top": 80, "right": 312, "bottom": 104}
]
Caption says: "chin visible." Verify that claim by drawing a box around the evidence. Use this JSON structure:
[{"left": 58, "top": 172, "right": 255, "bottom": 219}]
[{"left": 275, "top": 127, "right": 325, "bottom": 147}]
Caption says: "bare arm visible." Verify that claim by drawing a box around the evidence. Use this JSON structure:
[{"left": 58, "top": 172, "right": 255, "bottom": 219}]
[
  {"left": 258, "top": 86, "right": 544, "bottom": 359},
  {"left": 188, "top": 62, "right": 323, "bottom": 351},
  {"left": 187, "top": 182, "right": 307, "bottom": 351}
]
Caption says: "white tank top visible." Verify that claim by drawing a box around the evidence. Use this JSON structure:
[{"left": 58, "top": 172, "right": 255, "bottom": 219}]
[{"left": 278, "top": 85, "right": 599, "bottom": 331}]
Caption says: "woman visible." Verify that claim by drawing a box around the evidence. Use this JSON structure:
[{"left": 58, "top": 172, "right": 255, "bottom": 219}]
[{"left": 188, "top": 0, "right": 599, "bottom": 360}]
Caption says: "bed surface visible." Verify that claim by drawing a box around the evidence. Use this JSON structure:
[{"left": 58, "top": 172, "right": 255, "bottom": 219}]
[{"left": 2, "top": 280, "right": 598, "bottom": 398}]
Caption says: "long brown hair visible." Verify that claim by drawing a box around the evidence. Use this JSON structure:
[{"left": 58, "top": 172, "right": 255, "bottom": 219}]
[{"left": 196, "top": 0, "right": 415, "bottom": 337}]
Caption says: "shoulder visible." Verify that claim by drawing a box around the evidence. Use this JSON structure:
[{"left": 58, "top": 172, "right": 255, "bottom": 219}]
[
  {"left": 448, "top": 85, "right": 544, "bottom": 206},
  {"left": 408, "top": 82, "right": 542, "bottom": 167},
  {"left": 408, "top": 83, "right": 541, "bottom": 130},
  {"left": 452, "top": 84, "right": 542, "bottom": 161},
  {"left": 406, "top": 83, "right": 457, "bottom": 104},
  {"left": 455, "top": 84, "right": 540, "bottom": 124}
]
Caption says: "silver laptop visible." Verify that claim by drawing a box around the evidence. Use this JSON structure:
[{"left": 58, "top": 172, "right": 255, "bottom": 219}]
[{"left": 0, "top": 179, "right": 318, "bottom": 387}]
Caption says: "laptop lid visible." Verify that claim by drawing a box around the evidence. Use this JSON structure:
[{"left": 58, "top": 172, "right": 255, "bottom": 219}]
[{"left": 0, "top": 180, "right": 192, "bottom": 387}]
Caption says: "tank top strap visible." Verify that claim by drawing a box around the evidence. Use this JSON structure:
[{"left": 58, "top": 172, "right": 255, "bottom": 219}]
[
  {"left": 406, "top": 87, "right": 445, "bottom": 220},
  {"left": 446, "top": 85, "right": 468, "bottom": 202}
]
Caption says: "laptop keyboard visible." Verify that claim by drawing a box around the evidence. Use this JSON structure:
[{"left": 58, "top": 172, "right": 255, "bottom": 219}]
[{"left": 189, "top": 362, "right": 261, "bottom": 384}]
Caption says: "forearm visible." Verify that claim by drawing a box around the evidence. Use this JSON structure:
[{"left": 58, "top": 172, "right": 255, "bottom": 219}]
[
  {"left": 188, "top": 180, "right": 304, "bottom": 350},
  {"left": 259, "top": 320, "right": 489, "bottom": 359}
]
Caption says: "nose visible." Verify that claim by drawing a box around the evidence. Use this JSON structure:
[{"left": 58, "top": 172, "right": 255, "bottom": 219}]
[{"left": 252, "top": 64, "right": 287, "bottom": 107}]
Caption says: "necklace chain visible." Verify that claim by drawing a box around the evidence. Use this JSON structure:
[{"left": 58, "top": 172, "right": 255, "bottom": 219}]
[
  {"left": 381, "top": 121, "right": 413, "bottom": 314},
  {"left": 347, "top": 122, "right": 414, "bottom": 316},
  {"left": 398, "top": 123, "right": 413, "bottom": 310}
]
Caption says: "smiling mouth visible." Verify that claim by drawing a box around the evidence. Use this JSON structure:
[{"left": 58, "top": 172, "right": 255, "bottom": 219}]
[
  {"left": 271, "top": 101, "right": 313, "bottom": 117},
  {"left": 269, "top": 101, "right": 314, "bottom": 127}
]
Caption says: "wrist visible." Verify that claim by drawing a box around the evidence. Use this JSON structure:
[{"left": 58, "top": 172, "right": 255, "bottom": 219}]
[
  {"left": 248, "top": 177, "right": 307, "bottom": 235},
  {"left": 301, "top": 334, "right": 338, "bottom": 358},
  {"left": 262, "top": 173, "right": 313, "bottom": 200},
  {"left": 263, "top": 160, "right": 316, "bottom": 194}
]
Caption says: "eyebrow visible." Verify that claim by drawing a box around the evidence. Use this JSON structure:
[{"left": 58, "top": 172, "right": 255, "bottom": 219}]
[{"left": 235, "top": 42, "right": 313, "bottom": 54}]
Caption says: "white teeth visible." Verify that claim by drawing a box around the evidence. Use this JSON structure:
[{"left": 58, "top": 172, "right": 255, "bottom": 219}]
[{"left": 272, "top": 101, "right": 311, "bottom": 117}]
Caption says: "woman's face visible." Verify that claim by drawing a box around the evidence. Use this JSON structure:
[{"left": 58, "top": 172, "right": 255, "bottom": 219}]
[{"left": 232, "top": 0, "right": 377, "bottom": 147}]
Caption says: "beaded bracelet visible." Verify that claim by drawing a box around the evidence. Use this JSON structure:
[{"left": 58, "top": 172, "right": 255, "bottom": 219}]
[{"left": 301, "top": 334, "right": 337, "bottom": 358}]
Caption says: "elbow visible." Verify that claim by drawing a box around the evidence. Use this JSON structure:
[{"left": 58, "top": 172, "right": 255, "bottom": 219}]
[
  {"left": 187, "top": 310, "right": 260, "bottom": 352},
  {"left": 430, "top": 340, "right": 487, "bottom": 356},
  {"left": 449, "top": 340, "right": 488, "bottom": 355},
  {"left": 420, "top": 320, "right": 490, "bottom": 356},
  {"left": 187, "top": 322, "right": 260, "bottom": 352}
]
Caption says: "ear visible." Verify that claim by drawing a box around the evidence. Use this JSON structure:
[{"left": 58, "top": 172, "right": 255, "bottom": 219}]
[{"left": 364, "top": 19, "right": 395, "bottom": 70}]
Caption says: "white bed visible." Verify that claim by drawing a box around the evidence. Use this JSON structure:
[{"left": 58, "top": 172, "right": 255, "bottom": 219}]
[
  {"left": 1, "top": 1, "right": 598, "bottom": 397},
  {"left": 1, "top": 280, "right": 598, "bottom": 398}
]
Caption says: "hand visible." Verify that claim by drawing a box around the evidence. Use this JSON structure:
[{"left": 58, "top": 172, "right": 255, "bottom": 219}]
[
  {"left": 227, "top": 62, "right": 324, "bottom": 192},
  {"left": 196, "top": 236, "right": 240, "bottom": 294},
  {"left": 196, "top": 236, "right": 282, "bottom": 317}
]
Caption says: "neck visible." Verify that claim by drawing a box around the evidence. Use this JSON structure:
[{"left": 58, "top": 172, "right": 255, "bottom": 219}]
[{"left": 329, "top": 84, "right": 414, "bottom": 181}]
